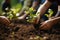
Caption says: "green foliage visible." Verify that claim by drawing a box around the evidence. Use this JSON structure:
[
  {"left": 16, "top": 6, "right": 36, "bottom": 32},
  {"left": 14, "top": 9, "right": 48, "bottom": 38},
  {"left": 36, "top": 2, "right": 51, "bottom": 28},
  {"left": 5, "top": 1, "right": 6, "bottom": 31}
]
[
  {"left": 7, "top": 8, "right": 20, "bottom": 20},
  {"left": 25, "top": 7, "right": 39, "bottom": 23},
  {"left": 0, "top": 0, "right": 54, "bottom": 23},
  {"left": 1, "top": 3, "right": 22, "bottom": 20},
  {"left": 26, "top": 9, "right": 54, "bottom": 23},
  {"left": 45, "top": 9, "right": 54, "bottom": 19}
]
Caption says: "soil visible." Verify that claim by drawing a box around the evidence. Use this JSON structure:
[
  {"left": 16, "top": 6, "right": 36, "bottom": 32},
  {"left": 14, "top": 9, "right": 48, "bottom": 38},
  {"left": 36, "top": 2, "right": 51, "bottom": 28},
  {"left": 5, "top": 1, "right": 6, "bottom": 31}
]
[{"left": 0, "top": 21, "right": 60, "bottom": 40}]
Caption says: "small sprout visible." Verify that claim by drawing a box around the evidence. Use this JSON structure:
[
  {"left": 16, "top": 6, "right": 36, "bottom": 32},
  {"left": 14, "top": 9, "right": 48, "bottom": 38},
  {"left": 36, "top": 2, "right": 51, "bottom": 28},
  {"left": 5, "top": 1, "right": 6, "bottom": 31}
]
[
  {"left": 48, "top": 9, "right": 54, "bottom": 17},
  {"left": 45, "top": 9, "right": 54, "bottom": 19},
  {"left": 8, "top": 14, "right": 13, "bottom": 20},
  {"left": 25, "top": 11, "right": 29, "bottom": 14},
  {"left": 48, "top": 9, "right": 53, "bottom": 14},
  {"left": 45, "top": 14, "right": 49, "bottom": 17}
]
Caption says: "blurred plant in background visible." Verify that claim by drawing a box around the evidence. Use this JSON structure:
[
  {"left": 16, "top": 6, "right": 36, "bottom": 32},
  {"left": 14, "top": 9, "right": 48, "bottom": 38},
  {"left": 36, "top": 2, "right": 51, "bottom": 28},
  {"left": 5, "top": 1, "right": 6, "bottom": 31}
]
[
  {"left": 0, "top": 0, "right": 54, "bottom": 23},
  {"left": 0, "top": 0, "right": 23, "bottom": 20}
]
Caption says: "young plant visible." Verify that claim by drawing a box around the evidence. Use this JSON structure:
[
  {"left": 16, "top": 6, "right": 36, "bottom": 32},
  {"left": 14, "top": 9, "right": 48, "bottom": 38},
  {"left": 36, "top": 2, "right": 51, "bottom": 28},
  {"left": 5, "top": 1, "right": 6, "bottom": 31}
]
[{"left": 45, "top": 9, "right": 54, "bottom": 19}]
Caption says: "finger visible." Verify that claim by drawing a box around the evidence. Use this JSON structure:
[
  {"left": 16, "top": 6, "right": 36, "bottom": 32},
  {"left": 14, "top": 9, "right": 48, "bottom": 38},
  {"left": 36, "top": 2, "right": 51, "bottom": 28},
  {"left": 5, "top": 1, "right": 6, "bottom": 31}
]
[
  {"left": 40, "top": 22, "right": 44, "bottom": 24},
  {"left": 40, "top": 24, "right": 45, "bottom": 29},
  {"left": 40, "top": 24, "right": 48, "bottom": 30}
]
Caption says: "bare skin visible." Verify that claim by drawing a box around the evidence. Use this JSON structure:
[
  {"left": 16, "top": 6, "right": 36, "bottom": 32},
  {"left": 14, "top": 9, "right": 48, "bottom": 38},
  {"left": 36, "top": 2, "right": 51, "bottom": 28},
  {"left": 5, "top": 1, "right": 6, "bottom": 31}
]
[
  {"left": 18, "top": 0, "right": 40, "bottom": 20},
  {"left": 35, "top": 0, "right": 60, "bottom": 30},
  {"left": 16, "top": 0, "right": 60, "bottom": 30},
  {"left": 18, "top": 0, "right": 33, "bottom": 16},
  {"left": 40, "top": 17, "right": 60, "bottom": 30},
  {"left": 35, "top": 0, "right": 52, "bottom": 24},
  {"left": 0, "top": 16, "right": 10, "bottom": 26}
]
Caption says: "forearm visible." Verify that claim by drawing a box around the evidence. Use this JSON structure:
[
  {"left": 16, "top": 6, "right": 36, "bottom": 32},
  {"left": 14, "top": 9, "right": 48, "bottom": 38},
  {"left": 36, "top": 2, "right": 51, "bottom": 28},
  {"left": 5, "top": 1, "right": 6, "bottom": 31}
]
[
  {"left": 19, "top": 0, "right": 32, "bottom": 15},
  {"left": 32, "top": 0, "right": 40, "bottom": 9},
  {"left": 23, "top": 0, "right": 32, "bottom": 7},
  {"left": 19, "top": 6, "right": 29, "bottom": 16},
  {"left": 37, "top": 0, "right": 52, "bottom": 18},
  {"left": 48, "top": 17, "right": 60, "bottom": 25}
]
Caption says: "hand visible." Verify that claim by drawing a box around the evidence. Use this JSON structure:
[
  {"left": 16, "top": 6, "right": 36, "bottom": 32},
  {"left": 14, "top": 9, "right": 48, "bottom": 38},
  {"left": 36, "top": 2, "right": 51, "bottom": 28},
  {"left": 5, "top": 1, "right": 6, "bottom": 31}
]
[
  {"left": 0, "top": 16, "right": 10, "bottom": 26},
  {"left": 13, "top": 16, "right": 25, "bottom": 21},
  {"left": 40, "top": 20, "right": 53, "bottom": 30}
]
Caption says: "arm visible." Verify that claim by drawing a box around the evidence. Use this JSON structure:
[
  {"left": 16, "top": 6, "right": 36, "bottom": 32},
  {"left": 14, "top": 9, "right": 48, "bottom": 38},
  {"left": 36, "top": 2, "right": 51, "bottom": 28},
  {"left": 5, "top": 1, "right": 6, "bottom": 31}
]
[
  {"left": 31, "top": 0, "right": 40, "bottom": 9},
  {"left": 40, "top": 17, "right": 60, "bottom": 30},
  {"left": 19, "top": 0, "right": 33, "bottom": 16},
  {"left": 37, "top": 0, "right": 52, "bottom": 17},
  {"left": 18, "top": 0, "right": 40, "bottom": 20},
  {"left": 22, "top": 0, "right": 40, "bottom": 18},
  {"left": 36, "top": 0, "right": 52, "bottom": 24},
  {"left": 47, "top": 17, "right": 60, "bottom": 25}
]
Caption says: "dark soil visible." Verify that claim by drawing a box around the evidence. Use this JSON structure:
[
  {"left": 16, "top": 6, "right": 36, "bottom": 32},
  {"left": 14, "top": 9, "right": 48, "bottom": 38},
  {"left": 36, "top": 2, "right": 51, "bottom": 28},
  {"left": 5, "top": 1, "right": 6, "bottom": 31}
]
[{"left": 0, "top": 21, "right": 60, "bottom": 40}]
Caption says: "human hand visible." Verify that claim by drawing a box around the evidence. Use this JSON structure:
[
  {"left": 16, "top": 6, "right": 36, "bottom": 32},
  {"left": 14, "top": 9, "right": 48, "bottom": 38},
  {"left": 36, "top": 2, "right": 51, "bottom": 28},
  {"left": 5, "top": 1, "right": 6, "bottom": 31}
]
[
  {"left": 0, "top": 16, "right": 10, "bottom": 26},
  {"left": 40, "top": 20, "right": 53, "bottom": 30}
]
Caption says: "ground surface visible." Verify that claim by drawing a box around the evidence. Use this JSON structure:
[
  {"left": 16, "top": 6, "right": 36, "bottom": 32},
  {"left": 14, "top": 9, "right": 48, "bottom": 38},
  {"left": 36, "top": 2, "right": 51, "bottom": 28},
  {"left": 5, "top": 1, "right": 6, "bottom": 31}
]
[
  {"left": 0, "top": 21, "right": 60, "bottom": 40},
  {"left": 0, "top": 6, "right": 60, "bottom": 40}
]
